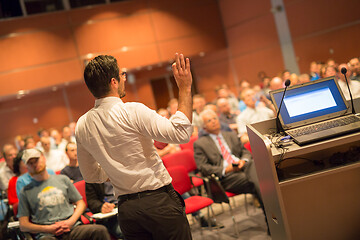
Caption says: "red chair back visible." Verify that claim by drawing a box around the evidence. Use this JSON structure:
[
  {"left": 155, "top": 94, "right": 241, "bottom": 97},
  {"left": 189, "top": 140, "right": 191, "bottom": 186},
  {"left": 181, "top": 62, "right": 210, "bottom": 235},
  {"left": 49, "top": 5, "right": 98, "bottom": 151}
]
[
  {"left": 179, "top": 135, "right": 198, "bottom": 152},
  {"left": 73, "top": 180, "right": 88, "bottom": 206},
  {"left": 162, "top": 149, "right": 197, "bottom": 173},
  {"left": 167, "top": 166, "right": 192, "bottom": 195},
  {"left": 13, "top": 202, "right": 18, "bottom": 216}
]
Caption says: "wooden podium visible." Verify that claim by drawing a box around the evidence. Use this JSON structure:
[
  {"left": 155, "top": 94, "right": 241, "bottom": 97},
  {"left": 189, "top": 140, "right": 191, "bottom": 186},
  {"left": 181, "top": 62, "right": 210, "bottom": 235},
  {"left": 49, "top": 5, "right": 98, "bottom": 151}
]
[{"left": 247, "top": 119, "right": 360, "bottom": 240}]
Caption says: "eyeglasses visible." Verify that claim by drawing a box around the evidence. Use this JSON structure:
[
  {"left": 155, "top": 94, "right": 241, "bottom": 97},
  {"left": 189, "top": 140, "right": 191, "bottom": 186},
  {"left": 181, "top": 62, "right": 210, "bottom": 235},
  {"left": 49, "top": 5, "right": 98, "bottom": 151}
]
[{"left": 121, "top": 72, "right": 127, "bottom": 79}]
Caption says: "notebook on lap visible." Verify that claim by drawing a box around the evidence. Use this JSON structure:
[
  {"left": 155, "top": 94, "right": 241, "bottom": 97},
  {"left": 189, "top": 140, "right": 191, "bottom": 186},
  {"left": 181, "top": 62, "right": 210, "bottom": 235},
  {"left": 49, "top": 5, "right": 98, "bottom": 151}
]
[{"left": 270, "top": 76, "right": 360, "bottom": 146}]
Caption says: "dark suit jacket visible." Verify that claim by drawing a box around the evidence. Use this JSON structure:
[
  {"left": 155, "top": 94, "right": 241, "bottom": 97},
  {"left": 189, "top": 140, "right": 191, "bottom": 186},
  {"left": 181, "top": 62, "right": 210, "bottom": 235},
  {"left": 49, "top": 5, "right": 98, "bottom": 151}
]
[
  {"left": 194, "top": 131, "right": 252, "bottom": 178},
  {"left": 85, "top": 182, "right": 105, "bottom": 213}
]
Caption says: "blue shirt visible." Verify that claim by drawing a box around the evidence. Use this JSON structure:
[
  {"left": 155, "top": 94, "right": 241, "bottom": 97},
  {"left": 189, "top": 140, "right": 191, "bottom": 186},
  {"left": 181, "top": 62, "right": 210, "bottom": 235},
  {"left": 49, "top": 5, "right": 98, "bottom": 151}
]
[{"left": 16, "top": 169, "right": 55, "bottom": 197}]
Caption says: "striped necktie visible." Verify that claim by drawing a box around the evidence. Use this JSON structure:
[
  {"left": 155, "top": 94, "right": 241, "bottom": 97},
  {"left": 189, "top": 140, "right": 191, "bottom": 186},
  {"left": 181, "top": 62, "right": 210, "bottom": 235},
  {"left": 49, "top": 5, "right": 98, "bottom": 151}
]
[{"left": 217, "top": 136, "right": 234, "bottom": 165}]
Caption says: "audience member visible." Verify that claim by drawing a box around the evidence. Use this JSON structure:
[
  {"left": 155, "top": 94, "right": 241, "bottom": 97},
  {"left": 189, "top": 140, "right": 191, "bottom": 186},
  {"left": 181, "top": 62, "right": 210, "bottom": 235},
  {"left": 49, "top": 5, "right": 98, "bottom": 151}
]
[
  {"left": 7, "top": 151, "right": 27, "bottom": 205},
  {"left": 68, "top": 122, "right": 76, "bottom": 137},
  {"left": 203, "top": 102, "right": 218, "bottom": 113},
  {"left": 192, "top": 94, "right": 207, "bottom": 129},
  {"left": 60, "top": 142, "right": 83, "bottom": 183},
  {"left": 41, "top": 137, "right": 69, "bottom": 172},
  {"left": 36, "top": 128, "right": 55, "bottom": 151},
  {"left": 289, "top": 73, "right": 300, "bottom": 85},
  {"left": 153, "top": 109, "right": 180, "bottom": 157},
  {"left": 299, "top": 73, "right": 310, "bottom": 84},
  {"left": 62, "top": 126, "right": 76, "bottom": 144},
  {"left": 237, "top": 88, "right": 274, "bottom": 144},
  {"left": 217, "top": 98, "right": 238, "bottom": 132},
  {"left": 50, "top": 129, "right": 67, "bottom": 152},
  {"left": 216, "top": 87, "right": 239, "bottom": 114},
  {"left": 16, "top": 152, "right": 56, "bottom": 198},
  {"left": 18, "top": 148, "right": 110, "bottom": 240},
  {"left": 337, "top": 64, "right": 360, "bottom": 100},
  {"left": 24, "top": 136, "right": 36, "bottom": 149},
  {"left": 348, "top": 57, "right": 360, "bottom": 81},
  {"left": 86, "top": 182, "right": 123, "bottom": 239},
  {"left": 0, "top": 144, "right": 17, "bottom": 191},
  {"left": 323, "top": 65, "right": 338, "bottom": 78},
  {"left": 327, "top": 58, "right": 337, "bottom": 68},
  {"left": 193, "top": 109, "right": 268, "bottom": 232},
  {"left": 281, "top": 69, "right": 291, "bottom": 82},
  {"left": 237, "top": 80, "right": 251, "bottom": 112},
  {"left": 310, "top": 61, "right": 321, "bottom": 81},
  {"left": 167, "top": 98, "right": 179, "bottom": 116},
  {"left": 14, "top": 135, "right": 25, "bottom": 151}
]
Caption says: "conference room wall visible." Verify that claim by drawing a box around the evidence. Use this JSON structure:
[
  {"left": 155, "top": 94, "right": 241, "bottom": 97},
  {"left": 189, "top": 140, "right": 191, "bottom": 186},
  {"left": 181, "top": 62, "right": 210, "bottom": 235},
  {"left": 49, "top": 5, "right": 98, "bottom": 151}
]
[
  {"left": 0, "top": 0, "right": 226, "bottom": 146},
  {"left": 191, "top": 0, "right": 285, "bottom": 101},
  {"left": 191, "top": 0, "right": 360, "bottom": 100},
  {"left": 285, "top": 0, "right": 360, "bottom": 73}
]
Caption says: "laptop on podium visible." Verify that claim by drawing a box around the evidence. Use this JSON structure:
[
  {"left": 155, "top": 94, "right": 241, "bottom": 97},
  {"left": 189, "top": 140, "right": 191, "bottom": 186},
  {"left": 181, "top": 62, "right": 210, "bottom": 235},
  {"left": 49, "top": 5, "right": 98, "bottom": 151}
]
[{"left": 270, "top": 76, "right": 360, "bottom": 146}]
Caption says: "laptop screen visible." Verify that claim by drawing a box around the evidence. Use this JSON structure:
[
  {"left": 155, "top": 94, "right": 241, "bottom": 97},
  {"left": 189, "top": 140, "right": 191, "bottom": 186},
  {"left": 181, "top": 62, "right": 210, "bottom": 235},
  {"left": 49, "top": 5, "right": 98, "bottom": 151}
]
[{"left": 270, "top": 77, "right": 348, "bottom": 129}]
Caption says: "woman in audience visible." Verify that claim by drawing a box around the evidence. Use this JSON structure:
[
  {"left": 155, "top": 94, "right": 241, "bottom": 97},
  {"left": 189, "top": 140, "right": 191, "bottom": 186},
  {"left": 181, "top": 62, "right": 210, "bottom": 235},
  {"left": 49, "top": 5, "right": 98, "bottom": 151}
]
[{"left": 7, "top": 151, "right": 27, "bottom": 205}]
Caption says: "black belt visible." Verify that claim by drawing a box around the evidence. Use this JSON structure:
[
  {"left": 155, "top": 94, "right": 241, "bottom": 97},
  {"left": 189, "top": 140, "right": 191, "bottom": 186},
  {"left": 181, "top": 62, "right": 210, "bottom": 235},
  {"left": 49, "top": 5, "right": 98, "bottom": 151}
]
[{"left": 118, "top": 184, "right": 173, "bottom": 203}]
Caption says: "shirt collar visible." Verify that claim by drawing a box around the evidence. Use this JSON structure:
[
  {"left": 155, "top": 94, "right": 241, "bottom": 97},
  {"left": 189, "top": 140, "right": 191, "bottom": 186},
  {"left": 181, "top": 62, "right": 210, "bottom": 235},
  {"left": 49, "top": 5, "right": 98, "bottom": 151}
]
[{"left": 94, "top": 96, "right": 123, "bottom": 108}]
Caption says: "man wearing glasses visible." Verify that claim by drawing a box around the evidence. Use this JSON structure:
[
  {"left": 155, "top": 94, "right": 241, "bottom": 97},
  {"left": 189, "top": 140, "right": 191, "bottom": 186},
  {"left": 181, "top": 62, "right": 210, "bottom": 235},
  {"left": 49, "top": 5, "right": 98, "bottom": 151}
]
[{"left": 76, "top": 53, "right": 193, "bottom": 240}]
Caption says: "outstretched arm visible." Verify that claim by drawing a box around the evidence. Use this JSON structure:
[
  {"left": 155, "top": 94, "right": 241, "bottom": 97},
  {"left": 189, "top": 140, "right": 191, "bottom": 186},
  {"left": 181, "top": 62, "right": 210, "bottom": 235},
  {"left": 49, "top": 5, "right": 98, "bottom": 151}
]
[{"left": 172, "top": 53, "right": 193, "bottom": 122}]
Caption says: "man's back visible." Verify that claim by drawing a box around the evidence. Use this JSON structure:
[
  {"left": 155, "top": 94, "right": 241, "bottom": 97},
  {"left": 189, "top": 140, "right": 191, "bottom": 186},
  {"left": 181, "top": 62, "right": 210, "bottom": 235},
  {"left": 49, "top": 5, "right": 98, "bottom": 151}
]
[{"left": 76, "top": 97, "right": 192, "bottom": 197}]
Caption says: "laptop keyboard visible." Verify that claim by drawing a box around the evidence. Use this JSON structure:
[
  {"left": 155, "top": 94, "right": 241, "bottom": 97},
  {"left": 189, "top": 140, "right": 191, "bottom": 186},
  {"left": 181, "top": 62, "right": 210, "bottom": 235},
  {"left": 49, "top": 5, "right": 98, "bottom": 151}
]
[{"left": 288, "top": 115, "right": 360, "bottom": 137}]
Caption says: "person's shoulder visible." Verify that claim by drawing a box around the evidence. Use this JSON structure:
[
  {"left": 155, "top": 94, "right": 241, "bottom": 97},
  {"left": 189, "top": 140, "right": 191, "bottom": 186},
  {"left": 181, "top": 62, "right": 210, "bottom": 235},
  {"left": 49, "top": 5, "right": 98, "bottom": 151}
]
[
  {"left": 124, "top": 102, "right": 149, "bottom": 111},
  {"left": 18, "top": 173, "right": 30, "bottom": 182}
]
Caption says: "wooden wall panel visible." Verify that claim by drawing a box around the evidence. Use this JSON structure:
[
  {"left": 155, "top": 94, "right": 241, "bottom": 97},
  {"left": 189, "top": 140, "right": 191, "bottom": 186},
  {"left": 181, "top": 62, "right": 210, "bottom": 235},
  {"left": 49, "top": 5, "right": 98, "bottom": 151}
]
[
  {"left": 0, "top": 11, "right": 69, "bottom": 35},
  {"left": 158, "top": 34, "right": 225, "bottom": 61},
  {"left": 0, "top": 59, "right": 83, "bottom": 95},
  {"left": 68, "top": 0, "right": 149, "bottom": 25},
  {"left": 73, "top": 14, "right": 156, "bottom": 55},
  {"left": 110, "top": 44, "right": 160, "bottom": 70},
  {"left": 285, "top": 0, "right": 360, "bottom": 39},
  {"left": 227, "top": 14, "right": 280, "bottom": 57},
  {"left": 220, "top": 0, "right": 272, "bottom": 28},
  {"left": 231, "top": 45, "right": 284, "bottom": 82},
  {"left": 0, "top": 90, "right": 69, "bottom": 146},
  {"left": 0, "top": 28, "right": 78, "bottom": 72},
  {"left": 151, "top": 2, "right": 223, "bottom": 42},
  {"left": 294, "top": 24, "right": 360, "bottom": 73}
]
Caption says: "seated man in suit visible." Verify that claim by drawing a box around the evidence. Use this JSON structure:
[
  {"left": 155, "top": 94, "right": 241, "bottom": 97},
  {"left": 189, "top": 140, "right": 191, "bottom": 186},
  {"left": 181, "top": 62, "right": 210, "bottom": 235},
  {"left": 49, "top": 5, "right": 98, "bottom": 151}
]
[{"left": 194, "top": 109, "right": 269, "bottom": 233}]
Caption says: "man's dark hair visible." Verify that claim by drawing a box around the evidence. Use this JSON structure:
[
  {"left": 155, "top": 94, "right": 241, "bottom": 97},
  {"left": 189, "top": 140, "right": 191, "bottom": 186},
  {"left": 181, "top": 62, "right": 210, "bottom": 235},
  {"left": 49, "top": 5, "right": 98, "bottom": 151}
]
[
  {"left": 84, "top": 55, "right": 120, "bottom": 98},
  {"left": 65, "top": 142, "right": 76, "bottom": 152},
  {"left": 13, "top": 151, "right": 24, "bottom": 176}
]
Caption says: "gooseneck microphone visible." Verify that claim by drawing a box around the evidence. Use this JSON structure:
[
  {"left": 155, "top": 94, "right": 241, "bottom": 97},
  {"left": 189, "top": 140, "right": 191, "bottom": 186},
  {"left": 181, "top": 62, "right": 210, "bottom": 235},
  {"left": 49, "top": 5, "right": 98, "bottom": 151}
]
[
  {"left": 276, "top": 79, "right": 291, "bottom": 133},
  {"left": 341, "top": 67, "right": 356, "bottom": 114}
]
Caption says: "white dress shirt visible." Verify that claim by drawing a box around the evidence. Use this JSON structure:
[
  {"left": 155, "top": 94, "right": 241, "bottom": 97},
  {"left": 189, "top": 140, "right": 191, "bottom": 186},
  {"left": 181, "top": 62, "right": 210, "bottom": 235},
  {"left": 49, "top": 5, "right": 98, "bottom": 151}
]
[
  {"left": 76, "top": 97, "right": 192, "bottom": 197},
  {"left": 43, "top": 149, "right": 69, "bottom": 172},
  {"left": 236, "top": 106, "right": 274, "bottom": 136},
  {"left": 338, "top": 80, "right": 360, "bottom": 100},
  {"left": 0, "top": 163, "right": 15, "bottom": 191}
]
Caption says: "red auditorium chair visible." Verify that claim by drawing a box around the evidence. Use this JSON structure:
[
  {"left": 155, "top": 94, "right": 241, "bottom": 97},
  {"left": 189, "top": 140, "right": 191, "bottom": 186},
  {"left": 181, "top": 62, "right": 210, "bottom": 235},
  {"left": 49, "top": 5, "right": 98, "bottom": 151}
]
[
  {"left": 162, "top": 149, "right": 204, "bottom": 192},
  {"left": 167, "top": 165, "right": 217, "bottom": 234}
]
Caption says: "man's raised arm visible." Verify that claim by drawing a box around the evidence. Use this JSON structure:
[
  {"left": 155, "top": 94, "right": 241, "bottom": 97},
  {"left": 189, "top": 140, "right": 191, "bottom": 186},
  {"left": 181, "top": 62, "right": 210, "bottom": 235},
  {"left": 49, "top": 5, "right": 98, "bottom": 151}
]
[{"left": 172, "top": 53, "right": 193, "bottom": 122}]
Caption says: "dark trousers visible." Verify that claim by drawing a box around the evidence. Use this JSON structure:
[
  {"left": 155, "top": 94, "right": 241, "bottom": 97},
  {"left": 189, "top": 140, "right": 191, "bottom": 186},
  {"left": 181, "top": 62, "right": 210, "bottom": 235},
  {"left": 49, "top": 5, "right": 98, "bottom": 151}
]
[{"left": 117, "top": 187, "right": 192, "bottom": 240}]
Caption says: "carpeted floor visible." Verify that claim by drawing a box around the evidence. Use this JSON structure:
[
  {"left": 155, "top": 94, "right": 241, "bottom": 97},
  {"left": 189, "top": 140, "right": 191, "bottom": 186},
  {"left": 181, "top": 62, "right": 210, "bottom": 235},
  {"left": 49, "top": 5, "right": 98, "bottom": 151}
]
[{"left": 188, "top": 194, "right": 272, "bottom": 240}]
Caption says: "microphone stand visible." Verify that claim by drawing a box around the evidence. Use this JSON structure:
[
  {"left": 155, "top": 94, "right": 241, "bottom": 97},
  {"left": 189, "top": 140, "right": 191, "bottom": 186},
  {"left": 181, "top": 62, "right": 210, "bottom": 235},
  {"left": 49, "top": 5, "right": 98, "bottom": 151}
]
[
  {"left": 341, "top": 68, "right": 356, "bottom": 114},
  {"left": 276, "top": 80, "right": 291, "bottom": 134}
]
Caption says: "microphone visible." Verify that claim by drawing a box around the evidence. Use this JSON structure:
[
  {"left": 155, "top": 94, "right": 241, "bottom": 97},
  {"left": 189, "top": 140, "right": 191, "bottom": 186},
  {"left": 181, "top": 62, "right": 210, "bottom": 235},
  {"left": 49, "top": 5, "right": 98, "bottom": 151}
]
[
  {"left": 276, "top": 79, "right": 291, "bottom": 133},
  {"left": 341, "top": 67, "right": 356, "bottom": 114}
]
